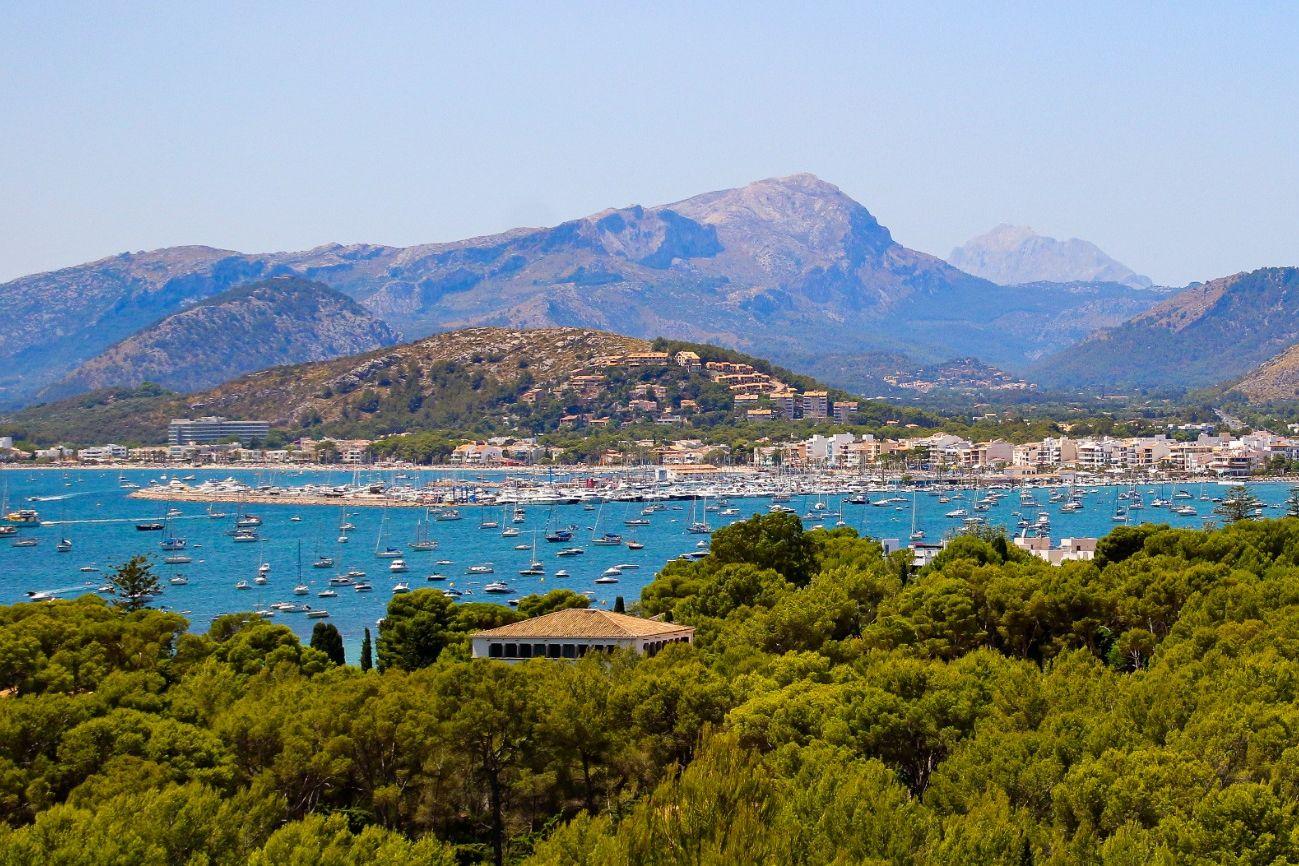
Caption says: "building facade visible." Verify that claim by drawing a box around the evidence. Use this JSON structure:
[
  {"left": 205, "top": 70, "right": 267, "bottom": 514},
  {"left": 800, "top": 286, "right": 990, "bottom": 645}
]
[
  {"left": 472, "top": 608, "right": 695, "bottom": 661},
  {"left": 168, "top": 416, "right": 270, "bottom": 445}
]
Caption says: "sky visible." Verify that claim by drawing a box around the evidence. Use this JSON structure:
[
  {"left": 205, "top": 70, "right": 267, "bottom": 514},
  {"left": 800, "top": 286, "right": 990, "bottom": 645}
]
[{"left": 1, "top": 2, "right": 1296, "bottom": 286}]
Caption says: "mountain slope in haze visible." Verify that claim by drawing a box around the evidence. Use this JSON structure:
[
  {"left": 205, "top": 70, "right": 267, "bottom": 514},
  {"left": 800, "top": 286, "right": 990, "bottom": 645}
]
[
  {"left": 0, "top": 246, "right": 279, "bottom": 405},
  {"left": 1230, "top": 344, "right": 1299, "bottom": 402},
  {"left": 45, "top": 276, "right": 399, "bottom": 399},
  {"left": 1, "top": 327, "right": 862, "bottom": 446},
  {"left": 948, "top": 224, "right": 1153, "bottom": 289},
  {"left": 0, "top": 174, "right": 1168, "bottom": 405},
  {"left": 1031, "top": 267, "right": 1299, "bottom": 391}
]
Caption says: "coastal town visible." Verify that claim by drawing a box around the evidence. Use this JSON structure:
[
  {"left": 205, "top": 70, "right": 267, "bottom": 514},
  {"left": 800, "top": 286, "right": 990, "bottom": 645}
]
[{"left": 8, "top": 419, "right": 1299, "bottom": 481}]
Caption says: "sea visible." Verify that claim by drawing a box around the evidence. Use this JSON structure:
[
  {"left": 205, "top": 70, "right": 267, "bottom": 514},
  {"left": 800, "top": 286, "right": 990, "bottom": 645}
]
[{"left": 1, "top": 468, "right": 1292, "bottom": 659}]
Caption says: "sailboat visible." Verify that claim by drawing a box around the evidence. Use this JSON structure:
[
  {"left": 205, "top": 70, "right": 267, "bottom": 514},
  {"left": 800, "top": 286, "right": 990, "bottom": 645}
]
[
  {"left": 519, "top": 530, "right": 545, "bottom": 576},
  {"left": 543, "top": 505, "right": 574, "bottom": 543},
  {"left": 411, "top": 509, "right": 438, "bottom": 551},
  {"left": 158, "top": 512, "right": 187, "bottom": 551},
  {"left": 374, "top": 506, "right": 403, "bottom": 558},
  {"left": 590, "top": 502, "right": 622, "bottom": 545},
  {"left": 909, "top": 491, "right": 925, "bottom": 541},
  {"left": 687, "top": 495, "right": 711, "bottom": 534}
]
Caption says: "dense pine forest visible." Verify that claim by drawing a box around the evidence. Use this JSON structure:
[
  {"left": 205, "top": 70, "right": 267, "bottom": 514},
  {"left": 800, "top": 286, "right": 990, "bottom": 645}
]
[{"left": 4, "top": 513, "right": 1299, "bottom": 863}]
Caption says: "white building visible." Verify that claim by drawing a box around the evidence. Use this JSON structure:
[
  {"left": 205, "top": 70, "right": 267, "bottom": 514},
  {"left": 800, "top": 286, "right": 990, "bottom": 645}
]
[
  {"left": 472, "top": 608, "right": 695, "bottom": 661},
  {"left": 77, "top": 444, "right": 128, "bottom": 462},
  {"left": 1014, "top": 536, "right": 1098, "bottom": 565},
  {"left": 805, "top": 433, "right": 856, "bottom": 466}
]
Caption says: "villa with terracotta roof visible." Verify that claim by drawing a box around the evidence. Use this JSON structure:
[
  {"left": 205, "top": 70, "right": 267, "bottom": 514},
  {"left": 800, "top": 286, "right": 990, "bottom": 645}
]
[{"left": 471, "top": 608, "right": 694, "bottom": 662}]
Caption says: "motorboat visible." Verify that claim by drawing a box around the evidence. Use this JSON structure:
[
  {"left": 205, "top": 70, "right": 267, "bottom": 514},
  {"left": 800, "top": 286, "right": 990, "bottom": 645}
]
[
  {"left": 234, "top": 580, "right": 250, "bottom": 590},
  {"left": 389, "top": 558, "right": 409, "bottom": 573},
  {"left": 556, "top": 547, "right": 585, "bottom": 557},
  {"left": 317, "top": 589, "right": 337, "bottom": 598},
  {"left": 293, "top": 584, "right": 309, "bottom": 595},
  {"left": 554, "top": 569, "right": 570, "bottom": 578},
  {"left": 169, "top": 575, "right": 188, "bottom": 585},
  {"left": 391, "top": 582, "right": 411, "bottom": 594},
  {"left": 136, "top": 522, "right": 165, "bottom": 532},
  {"left": 312, "top": 556, "right": 334, "bottom": 568},
  {"left": 467, "top": 563, "right": 495, "bottom": 574},
  {"left": 306, "top": 609, "right": 330, "bottom": 619},
  {"left": 55, "top": 538, "right": 72, "bottom": 553},
  {"left": 164, "top": 554, "right": 191, "bottom": 564},
  {"left": 483, "top": 581, "right": 513, "bottom": 594}
]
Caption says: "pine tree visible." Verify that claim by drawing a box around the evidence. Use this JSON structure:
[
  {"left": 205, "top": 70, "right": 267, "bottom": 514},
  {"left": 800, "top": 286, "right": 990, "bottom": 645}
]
[
  {"left": 310, "top": 622, "right": 345, "bottom": 665},
  {"left": 1215, "top": 485, "right": 1255, "bottom": 523},
  {"left": 107, "top": 554, "right": 160, "bottom": 611},
  {"left": 360, "top": 627, "right": 373, "bottom": 671},
  {"left": 1286, "top": 485, "right": 1299, "bottom": 518}
]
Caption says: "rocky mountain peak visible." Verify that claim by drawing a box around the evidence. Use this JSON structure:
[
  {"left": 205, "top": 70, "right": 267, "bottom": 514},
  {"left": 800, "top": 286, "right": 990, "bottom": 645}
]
[{"left": 948, "top": 225, "right": 1152, "bottom": 289}]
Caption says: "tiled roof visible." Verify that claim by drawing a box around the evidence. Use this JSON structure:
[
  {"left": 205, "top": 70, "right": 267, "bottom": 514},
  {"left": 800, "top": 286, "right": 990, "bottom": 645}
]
[{"left": 474, "top": 608, "right": 694, "bottom": 639}]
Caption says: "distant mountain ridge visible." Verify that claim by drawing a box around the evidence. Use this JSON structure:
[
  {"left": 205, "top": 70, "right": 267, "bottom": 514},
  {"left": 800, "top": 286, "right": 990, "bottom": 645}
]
[
  {"left": 948, "top": 224, "right": 1152, "bottom": 289},
  {"left": 0, "top": 174, "right": 1172, "bottom": 404},
  {"left": 44, "top": 276, "right": 399, "bottom": 399},
  {"left": 1031, "top": 267, "right": 1299, "bottom": 391}
]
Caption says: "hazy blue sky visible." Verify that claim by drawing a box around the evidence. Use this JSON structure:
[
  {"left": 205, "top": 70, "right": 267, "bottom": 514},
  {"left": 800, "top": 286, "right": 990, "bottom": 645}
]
[{"left": 2, "top": 2, "right": 1296, "bottom": 285}]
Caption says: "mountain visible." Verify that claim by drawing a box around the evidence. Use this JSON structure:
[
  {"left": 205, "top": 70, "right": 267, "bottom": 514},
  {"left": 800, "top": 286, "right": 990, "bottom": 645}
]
[
  {"left": 0, "top": 174, "right": 1170, "bottom": 405},
  {"left": 1230, "top": 344, "right": 1299, "bottom": 402},
  {"left": 1031, "top": 267, "right": 1299, "bottom": 391},
  {"left": 43, "top": 277, "right": 399, "bottom": 399},
  {"left": 948, "top": 224, "right": 1153, "bottom": 289},
  {"left": 2, "top": 327, "right": 873, "bottom": 446}
]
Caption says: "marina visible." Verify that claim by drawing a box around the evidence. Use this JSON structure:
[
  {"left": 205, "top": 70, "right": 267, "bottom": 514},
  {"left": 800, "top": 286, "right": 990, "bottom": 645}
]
[{"left": 2, "top": 467, "right": 1292, "bottom": 656}]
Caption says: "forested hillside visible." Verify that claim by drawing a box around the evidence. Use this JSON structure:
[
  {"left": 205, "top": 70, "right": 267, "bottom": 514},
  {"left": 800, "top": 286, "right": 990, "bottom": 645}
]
[{"left": 4, "top": 514, "right": 1299, "bottom": 863}]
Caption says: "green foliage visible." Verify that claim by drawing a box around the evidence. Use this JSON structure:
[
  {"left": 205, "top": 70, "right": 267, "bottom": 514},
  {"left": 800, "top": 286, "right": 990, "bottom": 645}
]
[
  {"left": 708, "top": 510, "right": 818, "bottom": 586},
  {"left": 376, "top": 590, "right": 459, "bottom": 671},
  {"left": 359, "top": 627, "right": 373, "bottom": 672},
  {"left": 514, "top": 589, "right": 590, "bottom": 619},
  {"left": 1215, "top": 485, "right": 1257, "bottom": 523},
  {"left": 309, "top": 622, "right": 345, "bottom": 666},
  {"left": 16, "top": 515, "right": 1299, "bottom": 864},
  {"left": 106, "top": 554, "right": 161, "bottom": 611}
]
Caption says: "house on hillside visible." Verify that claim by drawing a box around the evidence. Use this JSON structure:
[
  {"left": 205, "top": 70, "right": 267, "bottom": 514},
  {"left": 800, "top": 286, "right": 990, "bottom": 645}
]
[{"left": 471, "top": 608, "right": 695, "bottom": 661}]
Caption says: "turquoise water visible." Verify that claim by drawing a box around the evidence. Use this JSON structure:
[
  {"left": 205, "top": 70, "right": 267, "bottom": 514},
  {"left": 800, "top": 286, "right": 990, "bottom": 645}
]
[{"left": 1, "top": 469, "right": 1290, "bottom": 656}]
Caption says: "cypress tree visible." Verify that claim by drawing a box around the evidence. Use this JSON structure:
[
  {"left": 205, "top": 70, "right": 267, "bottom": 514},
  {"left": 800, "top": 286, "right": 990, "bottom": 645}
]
[
  {"left": 310, "top": 622, "right": 345, "bottom": 666},
  {"left": 613, "top": 596, "right": 625, "bottom": 613},
  {"left": 360, "top": 627, "right": 373, "bottom": 671}
]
